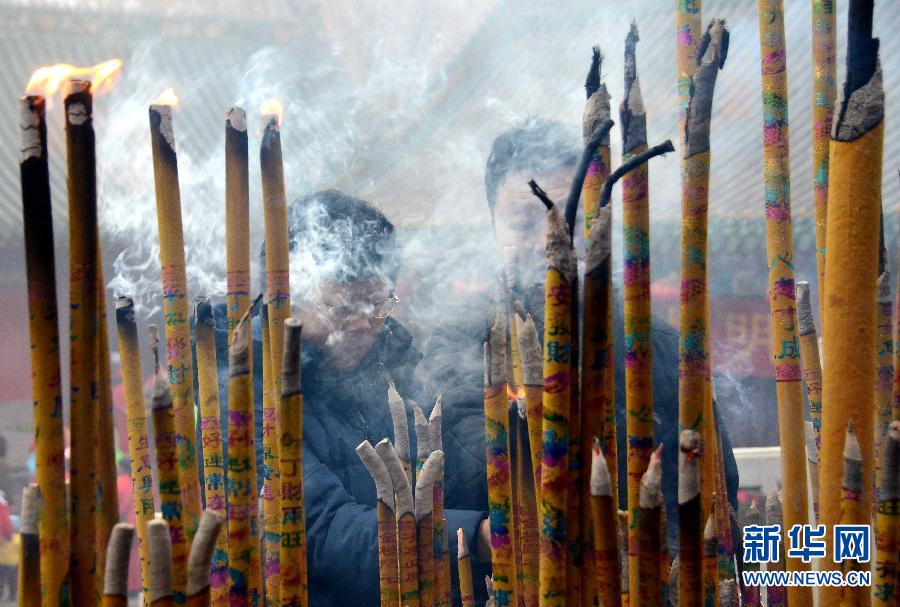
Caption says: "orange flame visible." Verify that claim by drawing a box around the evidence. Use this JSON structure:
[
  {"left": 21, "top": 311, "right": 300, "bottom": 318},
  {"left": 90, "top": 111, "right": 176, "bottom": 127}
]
[
  {"left": 151, "top": 88, "right": 179, "bottom": 107},
  {"left": 25, "top": 59, "right": 122, "bottom": 97},
  {"left": 260, "top": 99, "right": 284, "bottom": 126}
]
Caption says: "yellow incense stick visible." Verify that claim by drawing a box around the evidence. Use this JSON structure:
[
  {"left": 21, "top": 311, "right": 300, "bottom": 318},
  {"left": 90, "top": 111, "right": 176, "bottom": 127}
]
[
  {"left": 876, "top": 272, "right": 894, "bottom": 499},
  {"left": 416, "top": 451, "right": 444, "bottom": 607},
  {"left": 357, "top": 440, "right": 400, "bottom": 607},
  {"left": 148, "top": 519, "right": 175, "bottom": 607},
  {"left": 873, "top": 422, "right": 898, "bottom": 606},
  {"left": 636, "top": 446, "right": 663, "bottom": 607},
  {"left": 20, "top": 484, "right": 41, "bottom": 607},
  {"left": 457, "top": 529, "right": 475, "bottom": 607},
  {"left": 376, "top": 439, "right": 419, "bottom": 607},
  {"left": 589, "top": 440, "right": 620, "bottom": 606},
  {"left": 678, "top": 430, "right": 702, "bottom": 606}
]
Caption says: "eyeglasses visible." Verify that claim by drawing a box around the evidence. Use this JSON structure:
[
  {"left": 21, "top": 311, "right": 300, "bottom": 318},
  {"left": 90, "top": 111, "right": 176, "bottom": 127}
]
[{"left": 314, "top": 290, "right": 400, "bottom": 321}]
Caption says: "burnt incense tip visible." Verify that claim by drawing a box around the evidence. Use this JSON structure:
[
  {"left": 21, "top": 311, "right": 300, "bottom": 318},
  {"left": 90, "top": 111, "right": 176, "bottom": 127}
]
[
  {"left": 876, "top": 270, "right": 890, "bottom": 301},
  {"left": 834, "top": 0, "right": 881, "bottom": 140},
  {"left": 590, "top": 438, "right": 613, "bottom": 497},
  {"left": 805, "top": 421, "right": 818, "bottom": 465},
  {"left": 387, "top": 383, "right": 411, "bottom": 462},
  {"left": 374, "top": 438, "right": 414, "bottom": 515},
  {"left": 356, "top": 441, "right": 395, "bottom": 507},
  {"left": 194, "top": 296, "right": 214, "bottom": 327},
  {"left": 583, "top": 85, "right": 612, "bottom": 145},
  {"left": 149, "top": 103, "right": 176, "bottom": 151},
  {"left": 415, "top": 450, "right": 444, "bottom": 521},
  {"left": 225, "top": 107, "right": 247, "bottom": 132},
  {"left": 19, "top": 96, "right": 44, "bottom": 163},
  {"left": 678, "top": 429, "right": 702, "bottom": 504},
  {"left": 516, "top": 314, "right": 543, "bottom": 387},
  {"left": 486, "top": 311, "right": 508, "bottom": 386},
  {"left": 65, "top": 78, "right": 91, "bottom": 98},
  {"left": 147, "top": 519, "right": 173, "bottom": 602},
  {"left": 20, "top": 484, "right": 41, "bottom": 536},
  {"left": 104, "top": 523, "right": 135, "bottom": 597},
  {"left": 584, "top": 45, "right": 602, "bottom": 99},
  {"left": 685, "top": 18, "right": 728, "bottom": 158},
  {"left": 765, "top": 490, "right": 783, "bottom": 526},
  {"left": 746, "top": 500, "right": 761, "bottom": 526},
  {"left": 585, "top": 205, "right": 612, "bottom": 273},
  {"left": 412, "top": 400, "right": 432, "bottom": 458},
  {"left": 639, "top": 444, "right": 664, "bottom": 509},
  {"left": 282, "top": 317, "right": 303, "bottom": 395},
  {"left": 704, "top": 512, "right": 717, "bottom": 541},
  {"left": 457, "top": 528, "right": 469, "bottom": 559},
  {"left": 795, "top": 281, "right": 815, "bottom": 335},
  {"left": 151, "top": 368, "right": 173, "bottom": 411},
  {"left": 843, "top": 423, "right": 863, "bottom": 492},
  {"left": 699, "top": 19, "right": 729, "bottom": 70},
  {"left": 428, "top": 397, "right": 443, "bottom": 451},
  {"left": 545, "top": 202, "right": 576, "bottom": 281},
  {"left": 228, "top": 315, "right": 251, "bottom": 375},
  {"left": 187, "top": 510, "right": 224, "bottom": 597},
  {"left": 528, "top": 180, "right": 554, "bottom": 210}
]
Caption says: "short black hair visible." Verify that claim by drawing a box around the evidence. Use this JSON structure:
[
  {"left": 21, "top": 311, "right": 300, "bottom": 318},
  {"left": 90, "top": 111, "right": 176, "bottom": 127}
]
[
  {"left": 260, "top": 189, "right": 398, "bottom": 289},
  {"left": 484, "top": 118, "right": 580, "bottom": 216}
]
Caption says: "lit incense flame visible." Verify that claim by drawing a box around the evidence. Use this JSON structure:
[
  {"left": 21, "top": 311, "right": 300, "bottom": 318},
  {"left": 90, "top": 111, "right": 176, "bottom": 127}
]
[
  {"left": 25, "top": 59, "right": 123, "bottom": 97},
  {"left": 260, "top": 99, "right": 285, "bottom": 126},
  {"left": 151, "top": 88, "right": 179, "bottom": 107}
]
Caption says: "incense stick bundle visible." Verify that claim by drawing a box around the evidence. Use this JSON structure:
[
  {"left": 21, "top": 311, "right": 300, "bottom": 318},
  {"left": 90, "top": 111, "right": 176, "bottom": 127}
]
[
  {"left": 678, "top": 430, "right": 702, "bottom": 606},
  {"left": 65, "top": 79, "right": 100, "bottom": 605},
  {"left": 148, "top": 519, "right": 175, "bottom": 607},
  {"left": 589, "top": 439, "right": 620, "bottom": 606},
  {"left": 149, "top": 97, "right": 201, "bottom": 546},
  {"left": 764, "top": 492, "right": 785, "bottom": 607},
  {"left": 150, "top": 335, "right": 188, "bottom": 603},
  {"left": 357, "top": 440, "right": 401, "bottom": 607},
  {"left": 227, "top": 316, "right": 262, "bottom": 604},
  {"left": 636, "top": 445, "right": 663, "bottom": 607},
  {"left": 19, "top": 94, "right": 69, "bottom": 607},
  {"left": 416, "top": 451, "right": 444, "bottom": 607},
  {"left": 811, "top": 0, "right": 837, "bottom": 313},
  {"left": 388, "top": 383, "right": 413, "bottom": 485},
  {"left": 483, "top": 315, "right": 517, "bottom": 607},
  {"left": 740, "top": 501, "right": 762, "bottom": 607},
  {"left": 280, "top": 318, "right": 309, "bottom": 606},
  {"left": 873, "top": 422, "right": 899, "bottom": 606},
  {"left": 376, "top": 439, "right": 419, "bottom": 607},
  {"left": 819, "top": 1, "right": 883, "bottom": 602},
  {"left": 186, "top": 510, "right": 226, "bottom": 607},
  {"left": 516, "top": 315, "right": 543, "bottom": 499},
  {"left": 102, "top": 523, "right": 135, "bottom": 607},
  {"left": 457, "top": 529, "right": 475, "bottom": 607},
  {"left": 428, "top": 403, "right": 451, "bottom": 607},
  {"left": 225, "top": 107, "right": 251, "bottom": 339},
  {"left": 19, "top": 484, "right": 41, "bottom": 607},
  {"left": 116, "top": 298, "right": 156, "bottom": 599},
  {"left": 755, "top": 5, "right": 813, "bottom": 599},
  {"left": 876, "top": 271, "right": 894, "bottom": 498},
  {"left": 702, "top": 514, "right": 717, "bottom": 607}
]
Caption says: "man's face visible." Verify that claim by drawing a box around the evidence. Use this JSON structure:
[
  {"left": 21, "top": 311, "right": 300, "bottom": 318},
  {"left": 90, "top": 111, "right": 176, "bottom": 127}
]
[
  {"left": 492, "top": 167, "right": 575, "bottom": 288},
  {"left": 296, "top": 279, "right": 397, "bottom": 371}
]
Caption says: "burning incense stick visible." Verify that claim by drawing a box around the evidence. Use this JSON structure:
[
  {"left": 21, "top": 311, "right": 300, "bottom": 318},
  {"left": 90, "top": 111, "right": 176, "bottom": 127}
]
[
  {"left": 873, "top": 421, "right": 899, "bottom": 606},
  {"left": 66, "top": 79, "right": 99, "bottom": 605},
  {"left": 581, "top": 46, "right": 612, "bottom": 241},
  {"left": 457, "top": 529, "right": 475, "bottom": 607},
  {"left": 115, "top": 297, "right": 155, "bottom": 599},
  {"left": 186, "top": 510, "right": 226, "bottom": 607},
  {"left": 563, "top": 116, "right": 614, "bottom": 239},
  {"left": 280, "top": 318, "right": 309, "bottom": 606},
  {"left": 19, "top": 484, "right": 41, "bottom": 607},
  {"left": 876, "top": 271, "right": 894, "bottom": 498},
  {"left": 811, "top": 0, "right": 837, "bottom": 314},
  {"left": 358, "top": 440, "right": 401, "bottom": 607},
  {"left": 678, "top": 430, "right": 702, "bottom": 606},
  {"left": 755, "top": 5, "right": 813, "bottom": 599},
  {"left": 149, "top": 94, "right": 201, "bottom": 547},
  {"left": 765, "top": 491, "right": 785, "bottom": 607},
  {"left": 416, "top": 450, "right": 444, "bottom": 607},
  {"left": 150, "top": 331, "right": 188, "bottom": 602},
  {"left": 102, "top": 523, "right": 135, "bottom": 607},
  {"left": 702, "top": 514, "right": 717, "bottom": 607},
  {"left": 227, "top": 315, "right": 262, "bottom": 604},
  {"left": 388, "top": 382, "right": 413, "bottom": 485},
  {"left": 428, "top": 402, "right": 451, "bottom": 607},
  {"left": 376, "top": 438, "right": 419, "bottom": 607},
  {"left": 225, "top": 107, "right": 251, "bottom": 339},
  {"left": 483, "top": 315, "right": 517, "bottom": 607},
  {"left": 148, "top": 519, "right": 174, "bottom": 607},
  {"left": 820, "top": 1, "right": 883, "bottom": 602},
  {"left": 19, "top": 94, "right": 68, "bottom": 606},
  {"left": 636, "top": 445, "right": 663, "bottom": 607},
  {"left": 589, "top": 439, "right": 620, "bottom": 606}
]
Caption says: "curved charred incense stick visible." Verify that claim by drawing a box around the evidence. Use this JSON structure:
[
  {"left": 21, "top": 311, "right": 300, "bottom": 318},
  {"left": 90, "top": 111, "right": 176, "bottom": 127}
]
[
  {"left": 702, "top": 514, "right": 717, "bottom": 607},
  {"left": 115, "top": 297, "right": 155, "bottom": 599},
  {"left": 563, "top": 117, "right": 615, "bottom": 238},
  {"left": 819, "top": 1, "right": 883, "bottom": 603},
  {"left": 19, "top": 94, "right": 69, "bottom": 607},
  {"left": 102, "top": 523, "right": 135, "bottom": 607},
  {"left": 280, "top": 318, "right": 308, "bottom": 606},
  {"left": 65, "top": 79, "right": 100, "bottom": 605},
  {"left": 388, "top": 382, "right": 413, "bottom": 485},
  {"left": 148, "top": 519, "right": 174, "bottom": 607},
  {"left": 874, "top": 422, "right": 899, "bottom": 606},
  {"left": 227, "top": 317, "right": 262, "bottom": 604},
  {"left": 599, "top": 140, "right": 674, "bottom": 211},
  {"left": 357, "top": 440, "right": 400, "bottom": 607},
  {"left": 457, "top": 529, "right": 475, "bottom": 607},
  {"left": 375, "top": 438, "right": 419, "bottom": 607},
  {"left": 483, "top": 314, "right": 517, "bottom": 607},
  {"left": 765, "top": 491, "right": 785, "bottom": 607},
  {"left": 185, "top": 510, "right": 225, "bottom": 606},
  {"left": 636, "top": 445, "right": 663, "bottom": 607},
  {"left": 149, "top": 98, "right": 201, "bottom": 556},
  {"left": 225, "top": 107, "right": 251, "bottom": 342},
  {"left": 756, "top": 4, "right": 813, "bottom": 600},
  {"left": 416, "top": 451, "right": 444, "bottom": 607},
  {"left": 678, "top": 430, "right": 702, "bottom": 607},
  {"left": 19, "top": 484, "right": 41, "bottom": 607},
  {"left": 589, "top": 439, "right": 620, "bottom": 606}
]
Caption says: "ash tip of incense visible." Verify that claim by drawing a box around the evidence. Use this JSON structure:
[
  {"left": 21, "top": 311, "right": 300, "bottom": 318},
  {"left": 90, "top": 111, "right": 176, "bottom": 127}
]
[
  {"left": 516, "top": 314, "right": 543, "bottom": 387},
  {"left": 415, "top": 450, "right": 444, "bottom": 520},
  {"left": 228, "top": 315, "right": 251, "bottom": 373},
  {"left": 805, "top": 421, "right": 818, "bottom": 464},
  {"left": 528, "top": 179, "right": 554, "bottom": 211},
  {"left": 699, "top": 18, "right": 729, "bottom": 70},
  {"left": 356, "top": 441, "right": 395, "bottom": 507},
  {"left": 104, "top": 523, "right": 135, "bottom": 597},
  {"left": 149, "top": 103, "right": 176, "bottom": 150},
  {"left": 187, "top": 510, "right": 224, "bottom": 596},
  {"left": 843, "top": 423, "right": 863, "bottom": 491},
  {"left": 115, "top": 295, "right": 134, "bottom": 310},
  {"left": 194, "top": 295, "right": 214, "bottom": 327},
  {"left": 151, "top": 368, "right": 173, "bottom": 410},
  {"left": 678, "top": 429, "right": 701, "bottom": 504},
  {"left": 456, "top": 527, "right": 469, "bottom": 559},
  {"left": 584, "top": 45, "right": 602, "bottom": 99},
  {"left": 65, "top": 78, "right": 91, "bottom": 98},
  {"left": 704, "top": 512, "right": 717, "bottom": 540},
  {"left": 374, "top": 438, "right": 414, "bottom": 514},
  {"left": 225, "top": 106, "right": 247, "bottom": 132},
  {"left": 876, "top": 270, "right": 890, "bottom": 301},
  {"left": 844, "top": 422, "right": 862, "bottom": 462},
  {"left": 18, "top": 96, "right": 43, "bottom": 162},
  {"left": 639, "top": 444, "right": 664, "bottom": 509},
  {"left": 590, "top": 438, "right": 612, "bottom": 497},
  {"left": 428, "top": 397, "right": 443, "bottom": 451},
  {"left": 20, "top": 484, "right": 41, "bottom": 535},
  {"left": 719, "top": 579, "right": 739, "bottom": 607},
  {"left": 685, "top": 18, "right": 728, "bottom": 158},
  {"left": 386, "top": 383, "right": 410, "bottom": 461},
  {"left": 746, "top": 500, "right": 761, "bottom": 526},
  {"left": 583, "top": 84, "right": 612, "bottom": 143},
  {"left": 585, "top": 205, "right": 612, "bottom": 272},
  {"left": 486, "top": 311, "right": 507, "bottom": 385},
  {"left": 544, "top": 201, "right": 576, "bottom": 281},
  {"left": 147, "top": 519, "right": 173, "bottom": 601},
  {"left": 765, "top": 490, "right": 782, "bottom": 525},
  {"left": 411, "top": 400, "right": 432, "bottom": 457},
  {"left": 795, "top": 281, "right": 815, "bottom": 335}
]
